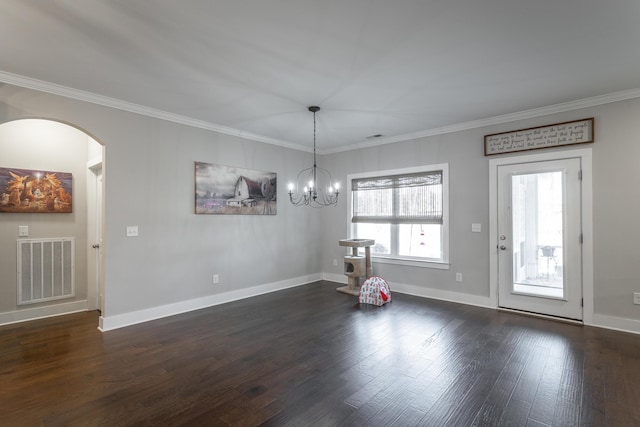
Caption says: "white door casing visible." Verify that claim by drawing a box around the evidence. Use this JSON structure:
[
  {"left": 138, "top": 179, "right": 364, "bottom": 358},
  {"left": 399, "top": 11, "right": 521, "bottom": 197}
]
[{"left": 87, "top": 163, "right": 103, "bottom": 312}]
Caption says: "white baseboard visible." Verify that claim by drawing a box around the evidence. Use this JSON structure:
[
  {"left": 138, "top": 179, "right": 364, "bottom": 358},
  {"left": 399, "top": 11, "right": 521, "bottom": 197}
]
[
  {"left": 589, "top": 313, "right": 640, "bottom": 335},
  {"left": 0, "top": 300, "right": 88, "bottom": 326},
  {"left": 389, "top": 281, "right": 494, "bottom": 309},
  {"left": 321, "top": 273, "right": 348, "bottom": 284},
  {"left": 321, "top": 273, "right": 493, "bottom": 309},
  {"left": 99, "top": 274, "right": 322, "bottom": 332},
  {"left": 21, "top": 274, "right": 632, "bottom": 337},
  {"left": 323, "top": 273, "right": 640, "bottom": 335}
]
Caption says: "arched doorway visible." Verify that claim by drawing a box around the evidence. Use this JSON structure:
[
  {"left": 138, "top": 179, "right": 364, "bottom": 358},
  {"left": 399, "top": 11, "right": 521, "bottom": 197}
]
[{"left": 0, "top": 118, "right": 105, "bottom": 325}]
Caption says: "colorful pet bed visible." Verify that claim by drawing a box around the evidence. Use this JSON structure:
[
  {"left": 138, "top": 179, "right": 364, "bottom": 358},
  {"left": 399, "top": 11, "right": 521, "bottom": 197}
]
[{"left": 358, "top": 276, "right": 392, "bottom": 306}]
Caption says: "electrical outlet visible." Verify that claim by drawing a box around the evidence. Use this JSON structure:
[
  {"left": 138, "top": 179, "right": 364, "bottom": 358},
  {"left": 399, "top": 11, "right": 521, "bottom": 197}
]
[
  {"left": 333, "top": 259, "right": 338, "bottom": 266},
  {"left": 456, "top": 273, "right": 462, "bottom": 282},
  {"left": 634, "top": 292, "right": 640, "bottom": 305},
  {"left": 213, "top": 274, "right": 219, "bottom": 284}
]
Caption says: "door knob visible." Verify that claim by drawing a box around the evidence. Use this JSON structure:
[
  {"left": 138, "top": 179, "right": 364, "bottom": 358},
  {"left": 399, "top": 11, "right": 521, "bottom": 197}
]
[{"left": 499, "top": 245, "right": 507, "bottom": 250}]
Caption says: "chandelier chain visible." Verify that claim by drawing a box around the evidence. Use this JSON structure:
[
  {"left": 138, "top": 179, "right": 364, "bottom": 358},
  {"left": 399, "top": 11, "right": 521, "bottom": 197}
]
[{"left": 313, "top": 109, "right": 317, "bottom": 167}]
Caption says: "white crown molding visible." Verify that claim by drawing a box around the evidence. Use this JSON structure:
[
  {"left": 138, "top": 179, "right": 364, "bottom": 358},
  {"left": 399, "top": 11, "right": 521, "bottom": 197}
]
[
  {"left": 2, "top": 70, "right": 639, "bottom": 155},
  {"left": 0, "top": 70, "right": 312, "bottom": 153},
  {"left": 320, "top": 88, "right": 640, "bottom": 154}
]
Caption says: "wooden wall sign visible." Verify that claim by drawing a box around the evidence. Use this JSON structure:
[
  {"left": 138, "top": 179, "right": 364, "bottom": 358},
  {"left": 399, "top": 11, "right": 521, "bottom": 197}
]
[{"left": 484, "top": 118, "right": 594, "bottom": 156}]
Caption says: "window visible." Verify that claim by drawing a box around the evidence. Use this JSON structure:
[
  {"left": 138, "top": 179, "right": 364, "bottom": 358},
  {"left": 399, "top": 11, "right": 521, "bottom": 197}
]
[{"left": 349, "top": 164, "right": 449, "bottom": 267}]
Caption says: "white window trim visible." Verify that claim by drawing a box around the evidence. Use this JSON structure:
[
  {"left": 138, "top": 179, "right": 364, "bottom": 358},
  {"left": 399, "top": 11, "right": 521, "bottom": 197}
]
[{"left": 347, "top": 163, "right": 450, "bottom": 269}]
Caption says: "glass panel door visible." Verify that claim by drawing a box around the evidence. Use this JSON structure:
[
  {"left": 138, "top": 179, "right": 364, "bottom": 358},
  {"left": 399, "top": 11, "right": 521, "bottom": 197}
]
[
  {"left": 497, "top": 158, "right": 582, "bottom": 320},
  {"left": 511, "top": 171, "right": 564, "bottom": 299}
]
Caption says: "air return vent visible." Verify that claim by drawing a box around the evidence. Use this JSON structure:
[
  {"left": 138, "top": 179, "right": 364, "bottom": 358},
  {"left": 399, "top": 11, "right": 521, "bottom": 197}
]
[{"left": 17, "top": 238, "right": 75, "bottom": 305}]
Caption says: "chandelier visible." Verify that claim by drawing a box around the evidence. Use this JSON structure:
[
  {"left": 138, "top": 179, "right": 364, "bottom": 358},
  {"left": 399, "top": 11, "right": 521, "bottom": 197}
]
[{"left": 288, "top": 106, "right": 340, "bottom": 207}]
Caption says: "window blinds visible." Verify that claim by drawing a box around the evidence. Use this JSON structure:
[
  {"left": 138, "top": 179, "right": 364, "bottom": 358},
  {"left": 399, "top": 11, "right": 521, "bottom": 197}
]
[{"left": 352, "top": 170, "right": 443, "bottom": 224}]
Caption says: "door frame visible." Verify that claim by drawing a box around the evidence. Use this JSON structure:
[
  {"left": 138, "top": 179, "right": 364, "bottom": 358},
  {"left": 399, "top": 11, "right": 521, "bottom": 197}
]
[
  {"left": 497, "top": 158, "right": 582, "bottom": 319},
  {"left": 489, "top": 148, "right": 593, "bottom": 324},
  {"left": 87, "top": 160, "right": 104, "bottom": 313}
]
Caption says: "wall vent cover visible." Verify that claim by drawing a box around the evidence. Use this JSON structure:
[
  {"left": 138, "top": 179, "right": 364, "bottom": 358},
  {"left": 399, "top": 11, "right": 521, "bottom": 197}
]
[{"left": 17, "top": 238, "right": 75, "bottom": 305}]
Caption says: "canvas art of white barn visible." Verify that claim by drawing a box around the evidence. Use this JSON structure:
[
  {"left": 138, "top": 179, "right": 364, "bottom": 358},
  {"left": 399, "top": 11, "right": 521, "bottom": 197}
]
[
  {"left": 1, "top": 1, "right": 640, "bottom": 425},
  {"left": 228, "top": 176, "right": 259, "bottom": 207},
  {"left": 227, "top": 175, "right": 274, "bottom": 208}
]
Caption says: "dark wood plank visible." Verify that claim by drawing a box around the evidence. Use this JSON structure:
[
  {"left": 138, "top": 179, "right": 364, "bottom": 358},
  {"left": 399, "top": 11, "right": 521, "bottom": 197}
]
[
  {"left": 528, "top": 356, "right": 565, "bottom": 424},
  {"left": 471, "top": 356, "right": 526, "bottom": 426},
  {"left": 498, "top": 397, "right": 533, "bottom": 427},
  {"left": 1, "top": 281, "right": 639, "bottom": 426}
]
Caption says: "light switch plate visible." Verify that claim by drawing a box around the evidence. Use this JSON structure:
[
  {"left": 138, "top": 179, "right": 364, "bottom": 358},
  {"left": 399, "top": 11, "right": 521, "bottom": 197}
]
[
  {"left": 19, "top": 225, "right": 29, "bottom": 237},
  {"left": 126, "top": 225, "right": 139, "bottom": 237},
  {"left": 472, "top": 223, "right": 482, "bottom": 233}
]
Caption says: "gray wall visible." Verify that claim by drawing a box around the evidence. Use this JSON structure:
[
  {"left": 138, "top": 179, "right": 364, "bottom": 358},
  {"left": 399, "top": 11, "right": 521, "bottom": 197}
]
[
  {"left": 0, "top": 119, "right": 90, "bottom": 312},
  {"left": 590, "top": 99, "right": 640, "bottom": 320},
  {"left": 321, "top": 127, "right": 490, "bottom": 298},
  {"left": 1, "top": 82, "right": 639, "bottom": 327},
  {"left": 0, "top": 84, "right": 321, "bottom": 320},
  {"left": 322, "top": 97, "right": 640, "bottom": 322}
]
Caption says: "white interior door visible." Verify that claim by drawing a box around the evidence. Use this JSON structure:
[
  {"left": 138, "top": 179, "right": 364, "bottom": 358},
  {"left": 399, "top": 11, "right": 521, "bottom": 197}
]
[
  {"left": 497, "top": 158, "right": 583, "bottom": 320},
  {"left": 96, "top": 169, "right": 103, "bottom": 312},
  {"left": 87, "top": 165, "right": 103, "bottom": 312}
]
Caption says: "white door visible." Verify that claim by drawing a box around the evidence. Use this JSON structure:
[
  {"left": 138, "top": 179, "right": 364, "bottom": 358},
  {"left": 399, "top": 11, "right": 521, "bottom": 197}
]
[
  {"left": 87, "top": 166, "right": 103, "bottom": 312},
  {"left": 497, "top": 158, "right": 583, "bottom": 320},
  {"left": 96, "top": 169, "right": 103, "bottom": 312}
]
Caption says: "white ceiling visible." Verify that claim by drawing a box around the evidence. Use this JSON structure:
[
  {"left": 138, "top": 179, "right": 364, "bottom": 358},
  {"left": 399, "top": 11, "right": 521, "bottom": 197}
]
[{"left": 1, "top": 0, "right": 639, "bottom": 152}]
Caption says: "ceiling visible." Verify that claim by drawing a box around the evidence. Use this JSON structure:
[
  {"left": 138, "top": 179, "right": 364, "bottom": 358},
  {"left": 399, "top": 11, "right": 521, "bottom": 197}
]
[{"left": 1, "top": 0, "right": 639, "bottom": 153}]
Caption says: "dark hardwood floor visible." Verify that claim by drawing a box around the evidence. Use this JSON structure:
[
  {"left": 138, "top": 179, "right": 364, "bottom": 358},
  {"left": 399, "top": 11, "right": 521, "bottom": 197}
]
[{"left": 1, "top": 281, "right": 639, "bottom": 426}]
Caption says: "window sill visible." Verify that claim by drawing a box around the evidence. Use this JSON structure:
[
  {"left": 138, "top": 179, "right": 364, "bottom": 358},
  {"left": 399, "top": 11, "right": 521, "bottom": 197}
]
[{"left": 371, "top": 255, "right": 450, "bottom": 270}]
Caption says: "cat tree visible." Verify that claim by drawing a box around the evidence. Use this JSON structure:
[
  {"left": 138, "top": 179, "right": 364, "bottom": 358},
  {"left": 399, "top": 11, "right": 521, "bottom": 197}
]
[{"left": 337, "top": 238, "right": 375, "bottom": 296}]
